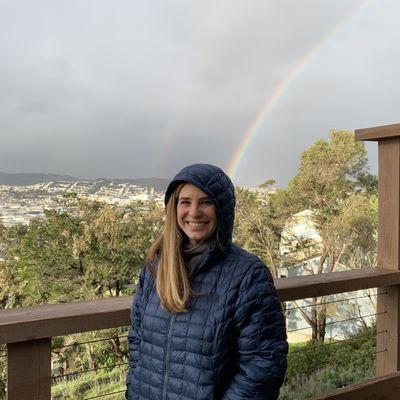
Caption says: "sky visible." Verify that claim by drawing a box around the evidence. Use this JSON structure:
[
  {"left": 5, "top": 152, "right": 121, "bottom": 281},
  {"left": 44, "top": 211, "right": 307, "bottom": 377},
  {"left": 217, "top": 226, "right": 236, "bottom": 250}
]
[{"left": 0, "top": 0, "right": 398, "bottom": 187}]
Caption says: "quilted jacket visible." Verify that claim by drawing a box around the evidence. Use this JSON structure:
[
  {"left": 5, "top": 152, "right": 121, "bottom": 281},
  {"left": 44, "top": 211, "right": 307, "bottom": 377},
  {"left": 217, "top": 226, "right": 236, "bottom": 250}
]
[{"left": 126, "top": 164, "right": 288, "bottom": 400}]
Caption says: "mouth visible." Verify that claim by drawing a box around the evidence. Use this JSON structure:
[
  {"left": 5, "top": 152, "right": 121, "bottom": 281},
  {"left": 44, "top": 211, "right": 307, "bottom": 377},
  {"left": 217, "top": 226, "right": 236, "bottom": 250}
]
[{"left": 186, "top": 221, "right": 208, "bottom": 227}]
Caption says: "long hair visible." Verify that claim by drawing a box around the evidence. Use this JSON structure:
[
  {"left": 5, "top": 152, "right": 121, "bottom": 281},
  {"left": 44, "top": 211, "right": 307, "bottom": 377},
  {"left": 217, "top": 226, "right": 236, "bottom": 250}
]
[{"left": 145, "top": 183, "right": 191, "bottom": 313}]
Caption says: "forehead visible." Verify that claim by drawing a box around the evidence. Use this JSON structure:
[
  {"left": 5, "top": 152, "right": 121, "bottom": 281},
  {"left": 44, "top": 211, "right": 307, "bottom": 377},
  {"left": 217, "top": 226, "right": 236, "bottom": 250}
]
[{"left": 179, "top": 183, "right": 209, "bottom": 198}]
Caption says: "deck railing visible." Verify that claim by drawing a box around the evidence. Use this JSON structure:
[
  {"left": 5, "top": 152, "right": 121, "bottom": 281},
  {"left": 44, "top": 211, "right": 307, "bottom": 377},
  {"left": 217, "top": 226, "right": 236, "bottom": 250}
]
[{"left": 2, "top": 123, "right": 400, "bottom": 399}]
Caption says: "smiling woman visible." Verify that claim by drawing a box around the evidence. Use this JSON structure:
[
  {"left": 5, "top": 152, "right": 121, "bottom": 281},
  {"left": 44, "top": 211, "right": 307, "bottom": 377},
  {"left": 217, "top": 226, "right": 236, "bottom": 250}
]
[
  {"left": 177, "top": 183, "right": 217, "bottom": 246},
  {"left": 125, "top": 163, "right": 288, "bottom": 400}
]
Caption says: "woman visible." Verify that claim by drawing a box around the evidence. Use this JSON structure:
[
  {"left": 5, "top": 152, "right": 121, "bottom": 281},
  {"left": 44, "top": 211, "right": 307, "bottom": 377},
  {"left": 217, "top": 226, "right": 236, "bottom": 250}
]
[{"left": 126, "top": 164, "right": 287, "bottom": 400}]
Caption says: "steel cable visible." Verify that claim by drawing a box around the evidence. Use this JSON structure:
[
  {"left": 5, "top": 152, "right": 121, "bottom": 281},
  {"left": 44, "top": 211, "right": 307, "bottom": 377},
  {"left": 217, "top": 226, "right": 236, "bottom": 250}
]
[
  {"left": 285, "top": 291, "right": 386, "bottom": 313},
  {"left": 286, "top": 311, "right": 386, "bottom": 333},
  {"left": 288, "top": 329, "right": 386, "bottom": 355}
]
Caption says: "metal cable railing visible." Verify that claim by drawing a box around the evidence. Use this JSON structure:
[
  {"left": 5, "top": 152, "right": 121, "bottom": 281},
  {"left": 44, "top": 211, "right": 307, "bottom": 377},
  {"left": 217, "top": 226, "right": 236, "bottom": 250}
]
[
  {"left": 83, "top": 389, "right": 126, "bottom": 399},
  {"left": 318, "top": 346, "right": 386, "bottom": 373},
  {"left": 50, "top": 328, "right": 129, "bottom": 399},
  {"left": 52, "top": 362, "right": 128, "bottom": 382},
  {"left": 286, "top": 311, "right": 385, "bottom": 334},
  {"left": 46, "top": 300, "right": 384, "bottom": 399},
  {"left": 285, "top": 291, "right": 385, "bottom": 313},
  {"left": 0, "top": 289, "right": 374, "bottom": 399},
  {"left": 52, "top": 333, "right": 128, "bottom": 350}
]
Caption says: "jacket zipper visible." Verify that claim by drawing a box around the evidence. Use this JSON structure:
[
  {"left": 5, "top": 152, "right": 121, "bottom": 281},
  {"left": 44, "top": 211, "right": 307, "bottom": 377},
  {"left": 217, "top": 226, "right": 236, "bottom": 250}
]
[
  {"left": 162, "top": 313, "right": 176, "bottom": 400},
  {"left": 160, "top": 246, "right": 216, "bottom": 398}
]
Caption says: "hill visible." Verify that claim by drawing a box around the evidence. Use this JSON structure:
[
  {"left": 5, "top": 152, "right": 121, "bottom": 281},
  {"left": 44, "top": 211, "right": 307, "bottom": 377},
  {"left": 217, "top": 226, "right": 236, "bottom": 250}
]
[{"left": 0, "top": 173, "right": 170, "bottom": 191}]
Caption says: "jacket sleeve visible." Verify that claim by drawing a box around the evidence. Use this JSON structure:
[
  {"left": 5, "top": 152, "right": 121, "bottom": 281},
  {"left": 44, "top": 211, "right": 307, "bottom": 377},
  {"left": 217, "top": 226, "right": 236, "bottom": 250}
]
[
  {"left": 127, "top": 266, "right": 146, "bottom": 373},
  {"left": 221, "top": 262, "right": 288, "bottom": 400}
]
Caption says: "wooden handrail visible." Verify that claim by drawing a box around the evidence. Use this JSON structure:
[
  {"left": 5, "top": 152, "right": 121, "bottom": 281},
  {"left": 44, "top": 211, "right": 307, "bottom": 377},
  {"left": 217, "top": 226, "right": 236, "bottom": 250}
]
[
  {"left": 0, "top": 296, "right": 131, "bottom": 344},
  {"left": 355, "top": 123, "right": 400, "bottom": 141},
  {"left": 314, "top": 372, "right": 400, "bottom": 400},
  {"left": 276, "top": 267, "right": 400, "bottom": 301},
  {"left": 2, "top": 266, "right": 398, "bottom": 400},
  {"left": 1, "top": 267, "right": 399, "bottom": 345}
]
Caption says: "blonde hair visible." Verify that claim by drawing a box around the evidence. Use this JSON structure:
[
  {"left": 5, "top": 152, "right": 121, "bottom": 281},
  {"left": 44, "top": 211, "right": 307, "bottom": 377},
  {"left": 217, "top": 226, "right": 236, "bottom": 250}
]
[{"left": 145, "top": 183, "right": 192, "bottom": 313}]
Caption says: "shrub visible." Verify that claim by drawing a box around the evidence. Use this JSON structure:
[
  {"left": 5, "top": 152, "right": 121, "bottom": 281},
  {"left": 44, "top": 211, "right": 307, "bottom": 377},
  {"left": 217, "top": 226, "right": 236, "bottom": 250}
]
[{"left": 282, "top": 326, "right": 376, "bottom": 399}]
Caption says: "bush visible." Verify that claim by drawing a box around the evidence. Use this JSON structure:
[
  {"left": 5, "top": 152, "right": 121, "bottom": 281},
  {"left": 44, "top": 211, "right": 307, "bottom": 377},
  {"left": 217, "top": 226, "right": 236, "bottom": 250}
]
[
  {"left": 282, "top": 326, "right": 376, "bottom": 399},
  {"left": 280, "top": 364, "right": 374, "bottom": 400}
]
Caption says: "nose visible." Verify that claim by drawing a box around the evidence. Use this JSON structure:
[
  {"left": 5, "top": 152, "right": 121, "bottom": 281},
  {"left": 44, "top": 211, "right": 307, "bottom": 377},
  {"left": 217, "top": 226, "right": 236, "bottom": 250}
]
[{"left": 188, "top": 203, "right": 202, "bottom": 218}]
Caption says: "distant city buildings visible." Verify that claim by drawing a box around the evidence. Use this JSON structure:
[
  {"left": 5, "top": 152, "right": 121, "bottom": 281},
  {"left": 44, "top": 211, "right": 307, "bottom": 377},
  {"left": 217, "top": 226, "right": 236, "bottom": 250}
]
[{"left": 0, "top": 180, "right": 164, "bottom": 227}]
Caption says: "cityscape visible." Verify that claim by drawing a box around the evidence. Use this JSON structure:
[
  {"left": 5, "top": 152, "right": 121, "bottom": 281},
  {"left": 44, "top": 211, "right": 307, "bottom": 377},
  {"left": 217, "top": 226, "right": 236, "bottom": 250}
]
[{"left": 0, "top": 180, "right": 165, "bottom": 227}]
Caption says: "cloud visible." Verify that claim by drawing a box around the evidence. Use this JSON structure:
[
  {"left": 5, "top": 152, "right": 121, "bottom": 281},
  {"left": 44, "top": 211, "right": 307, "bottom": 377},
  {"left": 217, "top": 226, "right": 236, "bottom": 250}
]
[{"left": 0, "top": 0, "right": 394, "bottom": 185}]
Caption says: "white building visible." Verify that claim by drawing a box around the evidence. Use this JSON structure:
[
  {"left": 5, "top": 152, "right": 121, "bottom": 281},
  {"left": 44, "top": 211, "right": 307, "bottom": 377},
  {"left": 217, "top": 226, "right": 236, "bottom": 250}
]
[{"left": 279, "top": 210, "right": 376, "bottom": 343}]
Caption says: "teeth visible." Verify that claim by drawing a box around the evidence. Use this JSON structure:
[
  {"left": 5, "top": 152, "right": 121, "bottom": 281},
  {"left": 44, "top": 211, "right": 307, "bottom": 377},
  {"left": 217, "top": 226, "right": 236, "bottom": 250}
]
[{"left": 187, "top": 222, "right": 206, "bottom": 227}]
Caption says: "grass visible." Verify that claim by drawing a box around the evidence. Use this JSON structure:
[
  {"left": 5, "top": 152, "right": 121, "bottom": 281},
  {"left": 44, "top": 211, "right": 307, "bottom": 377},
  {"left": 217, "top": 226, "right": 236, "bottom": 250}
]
[{"left": 52, "top": 365, "right": 127, "bottom": 400}]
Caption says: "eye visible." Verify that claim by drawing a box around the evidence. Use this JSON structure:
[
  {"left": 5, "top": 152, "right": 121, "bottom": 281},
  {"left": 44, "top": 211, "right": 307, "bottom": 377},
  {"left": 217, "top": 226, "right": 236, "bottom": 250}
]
[
  {"left": 200, "top": 200, "right": 213, "bottom": 206},
  {"left": 179, "top": 200, "right": 190, "bottom": 205}
]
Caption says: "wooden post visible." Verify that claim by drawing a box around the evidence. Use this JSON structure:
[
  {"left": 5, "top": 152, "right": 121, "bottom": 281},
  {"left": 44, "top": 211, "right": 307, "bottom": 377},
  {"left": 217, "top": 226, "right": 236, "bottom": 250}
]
[
  {"left": 356, "top": 123, "right": 400, "bottom": 376},
  {"left": 7, "top": 338, "right": 51, "bottom": 400}
]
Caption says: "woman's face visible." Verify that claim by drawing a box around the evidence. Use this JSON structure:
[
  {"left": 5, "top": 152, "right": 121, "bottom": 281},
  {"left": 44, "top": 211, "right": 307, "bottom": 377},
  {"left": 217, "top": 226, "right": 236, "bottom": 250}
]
[{"left": 177, "top": 183, "right": 217, "bottom": 246}]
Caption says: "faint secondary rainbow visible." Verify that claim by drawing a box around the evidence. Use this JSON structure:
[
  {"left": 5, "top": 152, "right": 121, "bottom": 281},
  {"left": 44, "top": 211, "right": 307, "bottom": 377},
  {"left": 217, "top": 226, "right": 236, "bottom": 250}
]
[
  {"left": 152, "top": 110, "right": 186, "bottom": 178},
  {"left": 227, "top": 0, "right": 368, "bottom": 180},
  {"left": 152, "top": 6, "right": 245, "bottom": 178}
]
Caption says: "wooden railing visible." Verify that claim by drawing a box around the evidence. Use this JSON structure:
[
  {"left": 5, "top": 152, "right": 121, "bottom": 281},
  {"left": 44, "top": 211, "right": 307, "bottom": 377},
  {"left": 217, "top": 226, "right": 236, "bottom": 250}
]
[{"left": 1, "top": 123, "right": 400, "bottom": 399}]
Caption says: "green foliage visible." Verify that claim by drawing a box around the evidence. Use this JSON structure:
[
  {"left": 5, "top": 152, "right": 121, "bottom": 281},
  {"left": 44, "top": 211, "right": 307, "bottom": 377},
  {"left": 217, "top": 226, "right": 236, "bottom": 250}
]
[
  {"left": 285, "top": 130, "right": 376, "bottom": 229},
  {"left": 276, "top": 130, "right": 378, "bottom": 341},
  {"left": 0, "top": 199, "right": 162, "bottom": 396},
  {"left": 286, "top": 326, "right": 375, "bottom": 381},
  {"left": 52, "top": 365, "right": 127, "bottom": 399},
  {"left": 259, "top": 179, "right": 276, "bottom": 189},
  {"left": 0, "top": 200, "right": 164, "bottom": 307},
  {"left": 280, "top": 364, "right": 374, "bottom": 400},
  {"left": 282, "top": 327, "right": 376, "bottom": 399},
  {"left": 234, "top": 187, "right": 283, "bottom": 277},
  {"left": 52, "top": 328, "right": 129, "bottom": 376}
]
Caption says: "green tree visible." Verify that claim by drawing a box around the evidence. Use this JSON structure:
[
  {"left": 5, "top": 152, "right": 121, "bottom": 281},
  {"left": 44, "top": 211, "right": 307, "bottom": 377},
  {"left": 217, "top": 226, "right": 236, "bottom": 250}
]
[
  {"left": 74, "top": 200, "right": 164, "bottom": 298},
  {"left": 234, "top": 187, "right": 283, "bottom": 278},
  {"left": 281, "top": 130, "right": 377, "bottom": 341},
  {"left": 12, "top": 210, "right": 84, "bottom": 305}
]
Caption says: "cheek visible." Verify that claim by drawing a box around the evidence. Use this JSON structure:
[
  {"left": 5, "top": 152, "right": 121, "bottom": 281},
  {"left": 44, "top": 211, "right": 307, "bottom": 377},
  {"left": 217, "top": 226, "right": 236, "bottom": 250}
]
[
  {"left": 210, "top": 211, "right": 217, "bottom": 229},
  {"left": 176, "top": 210, "right": 183, "bottom": 228}
]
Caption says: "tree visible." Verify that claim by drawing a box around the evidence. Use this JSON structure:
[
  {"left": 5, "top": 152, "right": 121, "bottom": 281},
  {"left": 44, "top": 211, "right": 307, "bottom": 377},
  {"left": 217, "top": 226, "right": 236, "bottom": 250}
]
[
  {"left": 10, "top": 210, "right": 84, "bottom": 305},
  {"left": 281, "top": 130, "right": 377, "bottom": 341},
  {"left": 234, "top": 187, "right": 283, "bottom": 278},
  {"left": 74, "top": 200, "right": 164, "bottom": 298}
]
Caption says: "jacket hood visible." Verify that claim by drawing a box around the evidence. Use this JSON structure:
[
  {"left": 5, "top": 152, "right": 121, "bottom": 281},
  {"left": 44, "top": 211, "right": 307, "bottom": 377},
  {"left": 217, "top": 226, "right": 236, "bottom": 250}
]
[{"left": 165, "top": 163, "right": 235, "bottom": 245}]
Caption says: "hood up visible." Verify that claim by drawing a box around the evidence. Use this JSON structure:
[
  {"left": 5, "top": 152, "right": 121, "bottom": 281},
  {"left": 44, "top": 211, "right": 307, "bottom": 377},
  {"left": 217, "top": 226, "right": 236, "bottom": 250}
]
[{"left": 164, "top": 164, "right": 235, "bottom": 245}]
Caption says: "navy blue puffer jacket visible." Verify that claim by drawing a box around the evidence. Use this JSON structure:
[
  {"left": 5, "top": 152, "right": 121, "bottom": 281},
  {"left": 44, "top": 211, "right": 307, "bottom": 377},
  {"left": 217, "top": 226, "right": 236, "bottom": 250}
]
[{"left": 126, "top": 164, "right": 287, "bottom": 400}]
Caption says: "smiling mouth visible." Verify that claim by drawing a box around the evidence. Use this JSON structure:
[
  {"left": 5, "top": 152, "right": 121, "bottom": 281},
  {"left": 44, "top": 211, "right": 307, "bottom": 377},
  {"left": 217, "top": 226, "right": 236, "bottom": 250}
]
[{"left": 186, "top": 222, "right": 207, "bottom": 227}]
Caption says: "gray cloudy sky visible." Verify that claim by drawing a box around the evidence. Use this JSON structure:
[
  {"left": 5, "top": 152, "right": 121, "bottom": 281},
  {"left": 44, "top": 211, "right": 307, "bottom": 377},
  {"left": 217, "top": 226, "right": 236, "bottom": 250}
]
[{"left": 1, "top": 0, "right": 398, "bottom": 186}]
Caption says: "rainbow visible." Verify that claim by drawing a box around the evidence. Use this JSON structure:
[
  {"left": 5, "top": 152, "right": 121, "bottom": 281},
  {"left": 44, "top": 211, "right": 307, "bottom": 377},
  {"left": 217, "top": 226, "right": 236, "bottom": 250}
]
[
  {"left": 152, "top": 6, "right": 245, "bottom": 178},
  {"left": 227, "top": 1, "right": 368, "bottom": 180},
  {"left": 152, "top": 112, "right": 185, "bottom": 178}
]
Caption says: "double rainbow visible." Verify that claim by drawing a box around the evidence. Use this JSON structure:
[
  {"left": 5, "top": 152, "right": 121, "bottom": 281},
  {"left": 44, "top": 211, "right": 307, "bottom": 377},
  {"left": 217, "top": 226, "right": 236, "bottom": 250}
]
[{"left": 153, "top": 1, "right": 368, "bottom": 181}]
